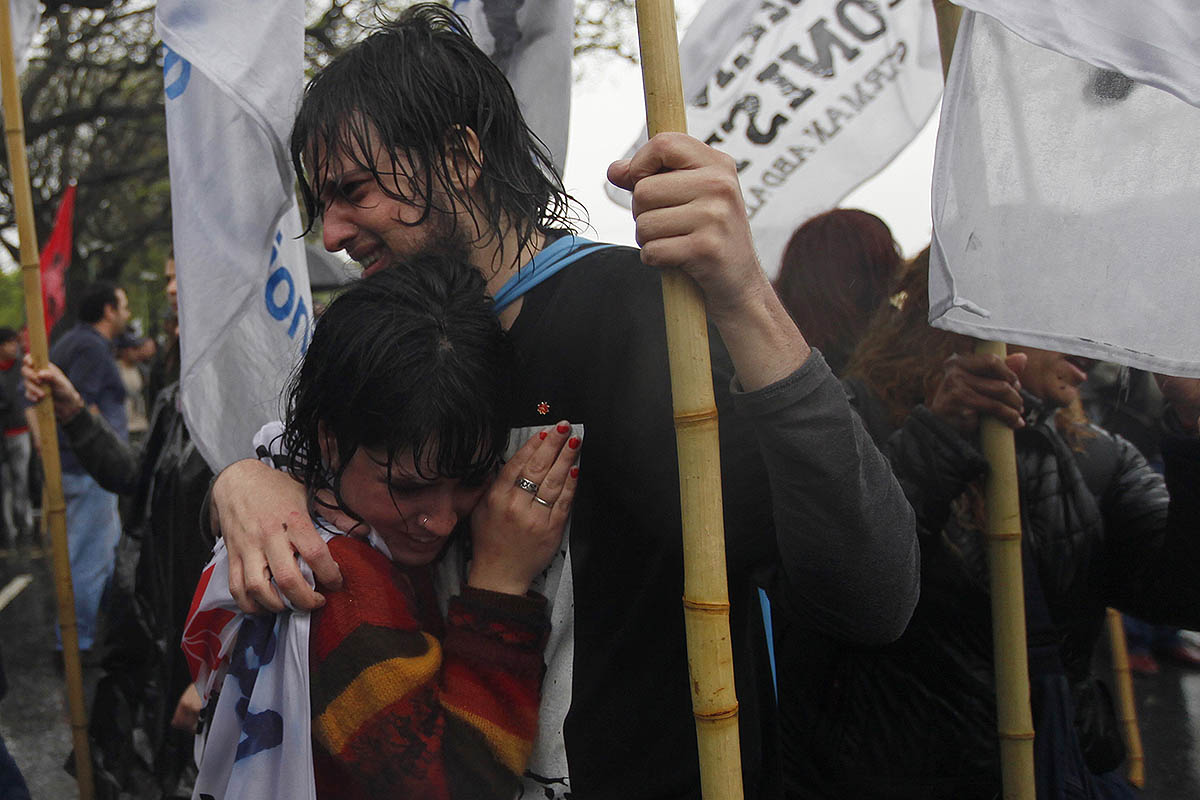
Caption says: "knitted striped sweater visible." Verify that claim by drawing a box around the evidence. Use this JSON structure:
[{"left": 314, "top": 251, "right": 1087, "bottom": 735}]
[{"left": 310, "top": 535, "right": 549, "bottom": 799}]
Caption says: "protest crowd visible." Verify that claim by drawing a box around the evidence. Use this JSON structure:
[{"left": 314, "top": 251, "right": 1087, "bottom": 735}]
[{"left": 1, "top": 2, "right": 1199, "bottom": 800}]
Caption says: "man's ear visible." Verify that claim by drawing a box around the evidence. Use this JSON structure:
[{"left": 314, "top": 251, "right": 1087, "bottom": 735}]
[{"left": 443, "top": 125, "right": 483, "bottom": 195}]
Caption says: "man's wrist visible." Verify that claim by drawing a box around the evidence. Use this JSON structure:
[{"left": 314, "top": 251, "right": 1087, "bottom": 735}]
[{"left": 710, "top": 287, "right": 810, "bottom": 392}]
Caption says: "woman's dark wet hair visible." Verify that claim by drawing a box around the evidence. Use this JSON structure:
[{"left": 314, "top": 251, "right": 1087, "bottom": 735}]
[
  {"left": 291, "top": 2, "right": 579, "bottom": 269},
  {"left": 281, "top": 252, "right": 513, "bottom": 522}
]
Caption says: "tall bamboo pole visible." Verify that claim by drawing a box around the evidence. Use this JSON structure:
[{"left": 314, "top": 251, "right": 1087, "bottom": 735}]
[
  {"left": 0, "top": 4, "right": 95, "bottom": 798},
  {"left": 1106, "top": 608, "right": 1145, "bottom": 788},
  {"left": 633, "top": 2, "right": 743, "bottom": 797},
  {"left": 931, "top": 4, "right": 1035, "bottom": 798}
]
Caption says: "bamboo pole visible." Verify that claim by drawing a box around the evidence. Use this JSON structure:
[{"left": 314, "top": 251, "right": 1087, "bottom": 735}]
[
  {"left": 930, "top": 4, "right": 1035, "bottom": 798},
  {"left": 633, "top": 2, "right": 743, "bottom": 798},
  {"left": 1106, "top": 608, "right": 1145, "bottom": 788},
  {"left": 0, "top": 4, "right": 95, "bottom": 798}
]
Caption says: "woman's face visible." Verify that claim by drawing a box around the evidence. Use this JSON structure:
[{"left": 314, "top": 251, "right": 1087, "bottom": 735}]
[
  {"left": 1011, "top": 346, "right": 1090, "bottom": 409},
  {"left": 335, "top": 445, "right": 488, "bottom": 567}
]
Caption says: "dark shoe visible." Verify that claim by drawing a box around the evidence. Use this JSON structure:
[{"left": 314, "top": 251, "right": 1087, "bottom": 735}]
[
  {"left": 1127, "top": 650, "right": 1159, "bottom": 676},
  {"left": 1160, "top": 643, "right": 1200, "bottom": 669}
]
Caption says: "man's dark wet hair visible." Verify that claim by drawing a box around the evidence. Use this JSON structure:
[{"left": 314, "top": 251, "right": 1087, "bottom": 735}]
[
  {"left": 0, "top": 328, "right": 16, "bottom": 345},
  {"left": 291, "top": 2, "right": 579, "bottom": 269},
  {"left": 281, "top": 252, "right": 513, "bottom": 524},
  {"left": 78, "top": 281, "right": 121, "bottom": 325}
]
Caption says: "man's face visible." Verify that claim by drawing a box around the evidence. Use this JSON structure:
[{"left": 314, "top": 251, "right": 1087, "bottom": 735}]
[
  {"left": 314, "top": 137, "right": 457, "bottom": 277},
  {"left": 0, "top": 339, "right": 19, "bottom": 361},
  {"left": 111, "top": 289, "right": 131, "bottom": 329}
]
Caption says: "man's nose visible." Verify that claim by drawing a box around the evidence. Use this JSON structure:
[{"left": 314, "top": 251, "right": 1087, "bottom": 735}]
[{"left": 322, "top": 204, "right": 355, "bottom": 253}]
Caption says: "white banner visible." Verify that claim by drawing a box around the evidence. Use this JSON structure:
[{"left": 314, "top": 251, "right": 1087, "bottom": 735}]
[
  {"left": 9, "top": 0, "right": 39, "bottom": 75},
  {"left": 157, "top": 0, "right": 312, "bottom": 471},
  {"left": 453, "top": 0, "right": 574, "bottom": 175},
  {"left": 608, "top": 0, "right": 943, "bottom": 277},
  {"left": 956, "top": 0, "right": 1200, "bottom": 109},
  {"left": 929, "top": 11, "right": 1200, "bottom": 377}
]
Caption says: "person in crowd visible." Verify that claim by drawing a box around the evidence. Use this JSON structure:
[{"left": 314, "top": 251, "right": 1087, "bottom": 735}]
[
  {"left": 772, "top": 208, "right": 904, "bottom": 376},
  {"left": 1081, "top": 363, "right": 1200, "bottom": 674},
  {"left": 202, "top": 5, "right": 919, "bottom": 797},
  {"left": 0, "top": 328, "right": 32, "bottom": 548},
  {"left": 24, "top": 254, "right": 212, "bottom": 798},
  {"left": 116, "top": 332, "right": 150, "bottom": 452},
  {"left": 776, "top": 249, "right": 1200, "bottom": 799},
  {"left": 147, "top": 255, "right": 179, "bottom": 410},
  {"left": 48, "top": 280, "right": 129, "bottom": 657},
  {"left": 184, "top": 257, "right": 572, "bottom": 798}
]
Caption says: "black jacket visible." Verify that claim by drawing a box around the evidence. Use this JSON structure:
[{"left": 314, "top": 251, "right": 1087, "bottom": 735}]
[{"left": 779, "top": 387, "right": 1200, "bottom": 799}]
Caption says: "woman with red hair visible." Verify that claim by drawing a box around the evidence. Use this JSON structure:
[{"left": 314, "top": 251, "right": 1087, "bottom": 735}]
[{"left": 773, "top": 208, "right": 903, "bottom": 376}]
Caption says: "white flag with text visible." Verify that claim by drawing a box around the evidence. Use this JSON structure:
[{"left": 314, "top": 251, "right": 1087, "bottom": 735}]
[
  {"left": 9, "top": 0, "right": 39, "bottom": 75},
  {"left": 156, "top": 0, "right": 312, "bottom": 470},
  {"left": 609, "top": 0, "right": 944, "bottom": 276},
  {"left": 929, "top": 9, "right": 1200, "bottom": 377},
  {"left": 453, "top": 0, "right": 574, "bottom": 175}
]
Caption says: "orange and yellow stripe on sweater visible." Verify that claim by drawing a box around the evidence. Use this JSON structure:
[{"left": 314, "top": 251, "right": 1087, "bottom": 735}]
[{"left": 309, "top": 535, "right": 549, "bottom": 800}]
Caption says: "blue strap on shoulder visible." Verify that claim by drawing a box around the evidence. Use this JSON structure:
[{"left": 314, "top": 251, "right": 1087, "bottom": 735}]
[
  {"left": 491, "top": 235, "right": 617, "bottom": 314},
  {"left": 760, "top": 587, "right": 778, "bottom": 703}
]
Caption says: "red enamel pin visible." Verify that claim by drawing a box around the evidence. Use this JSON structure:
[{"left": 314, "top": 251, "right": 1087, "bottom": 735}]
[{"left": 537, "top": 401, "right": 550, "bottom": 415}]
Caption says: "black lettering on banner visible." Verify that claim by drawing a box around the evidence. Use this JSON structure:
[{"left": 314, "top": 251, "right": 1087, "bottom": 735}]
[
  {"left": 779, "top": 19, "right": 862, "bottom": 78},
  {"left": 757, "top": 62, "right": 817, "bottom": 111},
  {"left": 837, "top": 0, "right": 887, "bottom": 42},
  {"left": 702, "top": 94, "right": 790, "bottom": 147},
  {"left": 745, "top": 185, "right": 771, "bottom": 219},
  {"left": 841, "top": 81, "right": 876, "bottom": 112}
]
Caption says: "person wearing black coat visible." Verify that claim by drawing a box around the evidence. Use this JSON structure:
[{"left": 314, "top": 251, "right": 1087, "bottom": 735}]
[
  {"left": 776, "top": 253, "right": 1200, "bottom": 799},
  {"left": 24, "top": 360, "right": 213, "bottom": 800}
]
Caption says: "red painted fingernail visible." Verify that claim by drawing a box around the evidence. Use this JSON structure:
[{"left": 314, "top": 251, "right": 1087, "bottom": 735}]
[
  {"left": 568, "top": 437, "right": 580, "bottom": 450},
  {"left": 570, "top": 467, "right": 580, "bottom": 479},
  {"left": 557, "top": 422, "right": 569, "bottom": 434},
  {"left": 539, "top": 431, "right": 548, "bottom": 440}
]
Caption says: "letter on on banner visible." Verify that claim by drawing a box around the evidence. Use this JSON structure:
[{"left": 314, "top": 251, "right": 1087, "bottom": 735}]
[
  {"left": 928, "top": 9, "right": 1200, "bottom": 377},
  {"left": 157, "top": 1, "right": 313, "bottom": 471},
  {"left": 453, "top": 0, "right": 574, "bottom": 175},
  {"left": 607, "top": 0, "right": 944, "bottom": 277}
]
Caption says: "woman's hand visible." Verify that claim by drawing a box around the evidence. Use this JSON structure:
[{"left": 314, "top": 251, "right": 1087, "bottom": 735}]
[
  {"left": 21, "top": 354, "right": 85, "bottom": 422},
  {"left": 929, "top": 351, "right": 1028, "bottom": 435},
  {"left": 468, "top": 421, "right": 581, "bottom": 596},
  {"left": 1156, "top": 374, "right": 1200, "bottom": 434}
]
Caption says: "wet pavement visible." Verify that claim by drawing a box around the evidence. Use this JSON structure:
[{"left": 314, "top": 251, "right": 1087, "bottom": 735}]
[{"left": 1, "top": 545, "right": 1199, "bottom": 799}]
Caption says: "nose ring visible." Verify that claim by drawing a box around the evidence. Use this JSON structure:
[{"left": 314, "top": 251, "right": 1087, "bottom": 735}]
[{"left": 419, "top": 515, "right": 431, "bottom": 529}]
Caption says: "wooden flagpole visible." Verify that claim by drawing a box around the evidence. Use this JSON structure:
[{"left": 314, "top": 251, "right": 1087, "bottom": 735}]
[
  {"left": 1105, "top": 608, "right": 1145, "bottom": 788},
  {"left": 931, "top": 3, "right": 1035, "bottom": 798},
  {"left": 0, "top": 3, "right": 95, "bottom": 798},
  {"left": 633, "top": 1, "right": 743, "bottom": 797}
]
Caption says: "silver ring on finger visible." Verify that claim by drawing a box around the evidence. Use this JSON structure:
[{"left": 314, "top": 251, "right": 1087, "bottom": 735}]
[
  {"left": 532, "top": 495, "right": 553, "bottom": 508},
  {"left": 515, "top": 476, "right": 540, "bottom": 494}
]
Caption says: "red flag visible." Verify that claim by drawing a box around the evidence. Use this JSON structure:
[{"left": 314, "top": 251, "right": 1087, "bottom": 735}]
[{"left": 39, "top": 183, "right": 76, "bottom": 337}]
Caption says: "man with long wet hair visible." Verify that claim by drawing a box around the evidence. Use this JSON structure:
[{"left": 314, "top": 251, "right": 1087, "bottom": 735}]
[{"left": 207, "top": 5, "right": 919, "bottom": 797}]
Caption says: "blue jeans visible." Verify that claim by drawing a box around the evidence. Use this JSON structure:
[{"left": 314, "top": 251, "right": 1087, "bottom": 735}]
[
  {"left": 61, "top": 470, "right": 122, "bottom": 651},
  {"left": 0, "top": 432, "right": 32, "bottom": 544}
]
